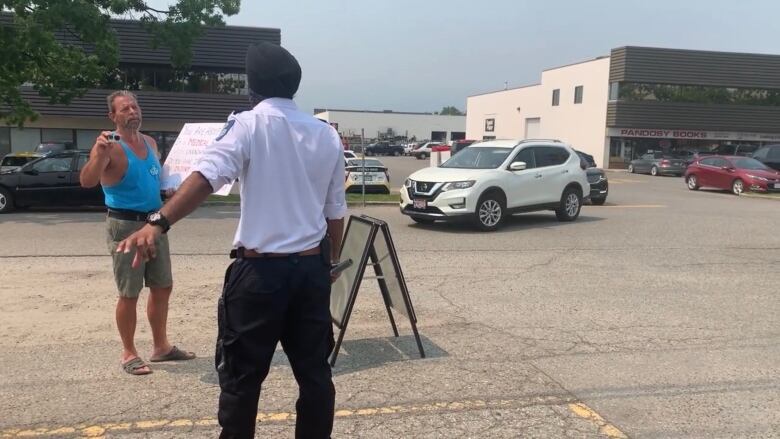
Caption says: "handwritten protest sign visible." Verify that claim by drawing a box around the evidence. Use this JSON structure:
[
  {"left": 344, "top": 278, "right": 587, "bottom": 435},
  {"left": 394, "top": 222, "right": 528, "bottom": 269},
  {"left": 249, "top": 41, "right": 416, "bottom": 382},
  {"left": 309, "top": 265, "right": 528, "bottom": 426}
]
[{"left": 161, "top": 123, "right": 235, "bottom": 196}]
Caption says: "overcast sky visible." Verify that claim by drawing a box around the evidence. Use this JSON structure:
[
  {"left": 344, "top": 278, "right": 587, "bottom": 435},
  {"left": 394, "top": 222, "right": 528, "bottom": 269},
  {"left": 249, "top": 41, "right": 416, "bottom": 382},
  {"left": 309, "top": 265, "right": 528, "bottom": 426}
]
[{"left": 148, "top": 0, "right": 780, "bottom": 114}]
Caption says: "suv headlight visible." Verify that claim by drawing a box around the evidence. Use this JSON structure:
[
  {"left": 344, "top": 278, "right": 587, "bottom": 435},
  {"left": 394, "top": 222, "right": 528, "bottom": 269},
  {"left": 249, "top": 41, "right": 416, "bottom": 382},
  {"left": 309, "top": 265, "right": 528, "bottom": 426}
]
[
  {"left": 405, "top": 178, "right": 413, "bottom": 188},
  {"left": 442, "top": 180, "right": 476, "bottom": 191}
]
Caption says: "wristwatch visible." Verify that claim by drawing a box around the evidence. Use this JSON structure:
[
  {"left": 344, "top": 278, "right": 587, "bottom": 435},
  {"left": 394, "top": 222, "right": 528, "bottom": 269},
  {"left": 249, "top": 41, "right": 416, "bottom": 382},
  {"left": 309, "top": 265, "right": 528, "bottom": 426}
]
[{"left": 146, "top": 211, "right": 171, "bottom": 233}]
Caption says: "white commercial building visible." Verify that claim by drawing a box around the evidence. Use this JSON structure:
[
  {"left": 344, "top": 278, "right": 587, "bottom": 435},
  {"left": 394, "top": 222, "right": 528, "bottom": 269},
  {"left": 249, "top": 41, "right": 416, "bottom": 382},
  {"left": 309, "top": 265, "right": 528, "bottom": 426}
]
[
  {"left": 467, "top": 56, "right": 611, "bottom": 167},
  {"left": 467, "top": 46, "right": 780, "bottom": 169},
  {"left": 314, "top": 109, "right": 466, "bottom": 142}
]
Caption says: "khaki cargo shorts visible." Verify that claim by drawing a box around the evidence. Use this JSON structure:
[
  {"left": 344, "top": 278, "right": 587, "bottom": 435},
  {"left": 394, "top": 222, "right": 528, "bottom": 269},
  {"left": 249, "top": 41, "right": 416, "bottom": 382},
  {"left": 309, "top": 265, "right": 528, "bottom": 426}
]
[{"left": 106, "top": 216, "right": 173, "bottom": 298}]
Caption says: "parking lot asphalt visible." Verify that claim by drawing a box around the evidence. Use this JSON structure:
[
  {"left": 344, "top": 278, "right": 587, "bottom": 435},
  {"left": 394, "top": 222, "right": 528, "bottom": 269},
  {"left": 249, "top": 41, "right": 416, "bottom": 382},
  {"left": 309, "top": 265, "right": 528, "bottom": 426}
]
[{"left": 0, "top": 172, "right": 778, "bottom": 438}]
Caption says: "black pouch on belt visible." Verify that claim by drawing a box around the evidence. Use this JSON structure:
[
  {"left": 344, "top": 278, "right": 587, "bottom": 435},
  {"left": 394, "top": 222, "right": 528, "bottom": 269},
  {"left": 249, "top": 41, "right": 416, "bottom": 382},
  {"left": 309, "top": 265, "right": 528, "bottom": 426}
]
[{"left": 320, "top": 234, "right": 331, "bottom": 266}]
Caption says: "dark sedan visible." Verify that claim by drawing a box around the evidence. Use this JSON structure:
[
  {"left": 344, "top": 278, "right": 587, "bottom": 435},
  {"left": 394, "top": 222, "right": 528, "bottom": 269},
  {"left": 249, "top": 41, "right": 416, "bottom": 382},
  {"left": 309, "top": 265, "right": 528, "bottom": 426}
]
[
  {"left": 0, "top": 150, "right": 103, "bottom": 213},
  {"left": 751, "top": 144, "right": 780, "bottom": 171},
  {"left": 586, "top": 168, "right": 609, "bottom": 205},
  {"left": 628, "top": 152, "right": 686, "bottom": 176}
]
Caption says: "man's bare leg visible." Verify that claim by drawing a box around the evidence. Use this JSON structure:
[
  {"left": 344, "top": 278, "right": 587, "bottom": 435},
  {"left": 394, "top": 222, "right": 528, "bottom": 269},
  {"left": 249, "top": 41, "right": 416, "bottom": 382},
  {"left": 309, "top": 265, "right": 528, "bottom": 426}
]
[
  {"left": 117, "top": 296, "right": 150, "bottom": 373},
  {"left": 148, "top": 286, "right": 173, "bottom": 358}
]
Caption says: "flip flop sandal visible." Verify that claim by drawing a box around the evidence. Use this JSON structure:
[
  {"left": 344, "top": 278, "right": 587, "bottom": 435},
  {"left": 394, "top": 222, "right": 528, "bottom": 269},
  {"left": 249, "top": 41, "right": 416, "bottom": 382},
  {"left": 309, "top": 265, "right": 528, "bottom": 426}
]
[
  {"left": 122, "top": 357, "right": 153, "bottom": 375},
  {"left": 150, "top": 345, "right": 196, "bottom": 362}
]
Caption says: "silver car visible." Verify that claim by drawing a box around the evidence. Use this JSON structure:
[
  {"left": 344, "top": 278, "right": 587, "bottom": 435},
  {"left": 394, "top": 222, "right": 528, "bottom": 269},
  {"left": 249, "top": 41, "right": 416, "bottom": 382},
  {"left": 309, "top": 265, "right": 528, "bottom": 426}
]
[{"left": 628, "top": 152, "right": 686, "bottom": 176}]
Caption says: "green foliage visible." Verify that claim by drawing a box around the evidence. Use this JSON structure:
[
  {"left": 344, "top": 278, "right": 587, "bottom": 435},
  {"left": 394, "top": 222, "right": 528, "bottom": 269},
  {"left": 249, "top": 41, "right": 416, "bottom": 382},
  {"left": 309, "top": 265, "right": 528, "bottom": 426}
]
[
  {"left": 0, "top": 0, "right": 240, "bottom": 126},
  {"left": 439, "top": 106, "right": 464, "bottom": 116}
]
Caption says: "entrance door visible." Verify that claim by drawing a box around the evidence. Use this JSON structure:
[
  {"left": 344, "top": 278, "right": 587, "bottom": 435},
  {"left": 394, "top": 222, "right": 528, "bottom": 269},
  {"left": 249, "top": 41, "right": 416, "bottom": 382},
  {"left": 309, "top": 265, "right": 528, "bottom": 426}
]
[{"left": 525, "top": 118, "right": 541, "bottom": 139}]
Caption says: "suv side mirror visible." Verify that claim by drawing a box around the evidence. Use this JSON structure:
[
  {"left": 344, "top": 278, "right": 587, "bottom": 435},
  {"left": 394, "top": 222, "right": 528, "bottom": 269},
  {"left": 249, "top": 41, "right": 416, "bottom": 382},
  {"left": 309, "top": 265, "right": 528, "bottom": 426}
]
[{"left": 510, "top": 162, "right": 527, "bottom": 171}]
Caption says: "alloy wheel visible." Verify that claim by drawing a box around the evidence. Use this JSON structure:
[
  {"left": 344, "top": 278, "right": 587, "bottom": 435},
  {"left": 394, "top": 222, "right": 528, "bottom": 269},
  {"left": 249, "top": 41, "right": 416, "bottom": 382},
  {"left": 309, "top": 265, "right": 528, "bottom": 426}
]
[
  {"left": 0, "top": 193, "right": 6, "bottom": 211},
  {"left": 565, "top": 193, "right": 579, "bottom": 217},
  {"left": 732, "top": 179, "right": 744, "bottom": 195},
  {"left": 479, "top": 200, "right": 502, "bottom": 227},
  {"left": 687, "top": 176, "right": 697, "bottom": 189}
]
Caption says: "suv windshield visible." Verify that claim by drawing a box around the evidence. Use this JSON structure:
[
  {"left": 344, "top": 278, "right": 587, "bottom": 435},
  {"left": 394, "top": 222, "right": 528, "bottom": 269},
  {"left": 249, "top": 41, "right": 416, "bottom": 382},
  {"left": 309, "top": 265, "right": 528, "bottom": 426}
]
[{"left": 440, "top": 147, "right": 512, "bottom": 169}]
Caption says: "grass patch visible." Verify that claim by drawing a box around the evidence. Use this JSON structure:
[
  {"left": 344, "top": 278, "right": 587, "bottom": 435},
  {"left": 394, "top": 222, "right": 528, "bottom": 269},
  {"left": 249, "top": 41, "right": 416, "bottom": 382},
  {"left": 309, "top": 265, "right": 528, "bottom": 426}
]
[
  {"left": 346, "top": 193, "right": 400, "bottom": 203},
  {"left": 207, "top": 193, "right": 399, "bottom": 204}
]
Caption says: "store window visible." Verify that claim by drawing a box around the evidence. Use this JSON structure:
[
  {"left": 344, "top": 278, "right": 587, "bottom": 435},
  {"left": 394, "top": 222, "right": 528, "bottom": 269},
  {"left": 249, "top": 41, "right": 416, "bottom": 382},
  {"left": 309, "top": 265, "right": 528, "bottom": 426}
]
[
  {"left": 574, "top": 86, "right": 584, "bottom": 104},
  {"left": 0, "top": 127, "right": 10, "bottom": 157},
  {"left": 617, "top": 82, "right": 780, "bottom": 106},
  {"left": 41, "top": 128, "right": 74, "bottom": 144},
  {"left": 609, "top": 82, "right": 619, "bottom": 101},
  {"left": 77, "top": 130, "right": 103, "bottom": 150},
  {"left": 10, "top": 128, "right": 40, "bottom": 152},
  {"left": 552, "top": 89, "right": 560, "bottom": 106}
]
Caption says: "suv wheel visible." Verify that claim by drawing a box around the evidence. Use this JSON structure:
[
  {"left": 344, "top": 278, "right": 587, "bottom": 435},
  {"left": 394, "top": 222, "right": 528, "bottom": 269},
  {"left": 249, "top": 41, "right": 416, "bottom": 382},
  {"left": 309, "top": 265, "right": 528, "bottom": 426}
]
[
  {"left": 474, "top": 193, "right": 505, "bottom": 231},
  {"left": 555, "top": 187, "right": 581, "bottom": 221},
  {"left": 0, "top": 187, "right": 14, "bottom": 213},
  {"left": 393, "top": 151, "right": 401, "bottom": 156}
]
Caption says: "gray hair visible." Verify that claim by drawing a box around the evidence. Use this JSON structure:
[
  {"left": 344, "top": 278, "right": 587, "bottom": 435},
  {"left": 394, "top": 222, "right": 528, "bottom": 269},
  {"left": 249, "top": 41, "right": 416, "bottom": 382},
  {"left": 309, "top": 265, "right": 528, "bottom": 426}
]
[{"left": 106, "top": 90, "right": 138, "bottom": 113}]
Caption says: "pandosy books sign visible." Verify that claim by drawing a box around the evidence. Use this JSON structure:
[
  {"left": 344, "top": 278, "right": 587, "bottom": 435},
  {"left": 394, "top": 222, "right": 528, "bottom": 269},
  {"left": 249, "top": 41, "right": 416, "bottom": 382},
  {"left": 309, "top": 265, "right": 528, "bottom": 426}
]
[{"left": 161, "top": 123, "right": 235, "bottom": 196}]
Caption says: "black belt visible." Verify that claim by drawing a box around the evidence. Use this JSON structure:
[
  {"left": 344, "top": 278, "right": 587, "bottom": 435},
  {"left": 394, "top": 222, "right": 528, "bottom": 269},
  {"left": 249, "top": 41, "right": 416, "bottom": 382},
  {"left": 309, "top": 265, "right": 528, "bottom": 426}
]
[
  {"left": 230, "top": 246, "right": 321, "bottom": 259},
  {"left": 107, "top": 208, "right": 152, "bottom": 222}
]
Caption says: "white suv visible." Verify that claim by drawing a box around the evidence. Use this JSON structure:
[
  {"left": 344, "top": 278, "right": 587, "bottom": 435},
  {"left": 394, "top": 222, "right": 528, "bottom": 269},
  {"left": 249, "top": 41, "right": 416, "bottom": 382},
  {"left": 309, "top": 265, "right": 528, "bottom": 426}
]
[{"left": 400, "top": 139, "right": 590, "bottom": 231}]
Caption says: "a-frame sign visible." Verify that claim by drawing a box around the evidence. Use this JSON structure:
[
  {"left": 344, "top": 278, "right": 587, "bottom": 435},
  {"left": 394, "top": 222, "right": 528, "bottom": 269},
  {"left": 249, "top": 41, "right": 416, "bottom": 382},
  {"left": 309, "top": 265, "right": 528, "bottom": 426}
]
[{"left": 329, "top": 215, "right": 425, "bottom": 366}]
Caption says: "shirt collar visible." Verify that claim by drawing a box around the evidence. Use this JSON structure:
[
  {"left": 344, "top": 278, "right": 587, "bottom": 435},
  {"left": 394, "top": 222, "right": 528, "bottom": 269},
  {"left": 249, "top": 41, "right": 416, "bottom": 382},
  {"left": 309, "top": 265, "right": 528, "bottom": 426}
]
[{"left": 253, "top": 97, "right": 298, "bottom": 111}]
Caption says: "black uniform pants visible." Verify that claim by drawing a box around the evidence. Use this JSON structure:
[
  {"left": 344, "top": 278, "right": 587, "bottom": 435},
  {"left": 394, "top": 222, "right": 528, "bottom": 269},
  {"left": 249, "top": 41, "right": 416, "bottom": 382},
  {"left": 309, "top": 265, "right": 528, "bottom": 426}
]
[{"left": 216, "top": 255, "right": 335, "bottom": 439}]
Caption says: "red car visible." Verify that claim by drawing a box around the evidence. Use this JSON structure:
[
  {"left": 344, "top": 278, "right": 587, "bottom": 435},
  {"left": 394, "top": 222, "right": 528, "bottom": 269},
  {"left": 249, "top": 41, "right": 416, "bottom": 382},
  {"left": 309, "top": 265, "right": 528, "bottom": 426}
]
[{"left": 685, "top": 155, "right": 780, "bottom": 195}]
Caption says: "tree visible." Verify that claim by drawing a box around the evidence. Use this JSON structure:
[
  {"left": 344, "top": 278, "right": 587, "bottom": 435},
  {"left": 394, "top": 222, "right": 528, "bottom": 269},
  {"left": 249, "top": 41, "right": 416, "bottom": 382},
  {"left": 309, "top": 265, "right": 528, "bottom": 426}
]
[
  {"left": 439, "top": 106, "right": 464, "bottom": 116},
  {"left": 0, "top": 0, "right": 240, "bottom": 126}
]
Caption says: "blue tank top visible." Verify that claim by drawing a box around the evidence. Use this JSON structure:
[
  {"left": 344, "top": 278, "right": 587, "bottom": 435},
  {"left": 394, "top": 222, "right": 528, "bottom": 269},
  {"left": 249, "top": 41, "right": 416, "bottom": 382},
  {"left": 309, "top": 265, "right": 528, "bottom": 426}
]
[{"left": 102, "top": 139, "right": 163, "bottom": 212}]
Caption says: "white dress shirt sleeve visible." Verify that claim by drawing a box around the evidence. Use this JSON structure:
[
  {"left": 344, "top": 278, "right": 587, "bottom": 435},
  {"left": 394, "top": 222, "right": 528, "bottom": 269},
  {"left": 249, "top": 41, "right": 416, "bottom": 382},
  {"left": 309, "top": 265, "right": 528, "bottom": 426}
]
[
  {"left": 194, "top": 114, "right": 250, "bottom": 192},
  {"left": 324, "top": 130, "right": 347, "bottom": 219}
]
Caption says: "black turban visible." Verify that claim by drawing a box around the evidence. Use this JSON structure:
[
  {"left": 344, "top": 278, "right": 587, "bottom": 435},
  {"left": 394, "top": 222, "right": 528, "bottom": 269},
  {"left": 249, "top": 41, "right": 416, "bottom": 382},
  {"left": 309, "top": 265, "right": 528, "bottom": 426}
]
[{"left": 245, "top": 42, "right": 302, "bottom": 99}]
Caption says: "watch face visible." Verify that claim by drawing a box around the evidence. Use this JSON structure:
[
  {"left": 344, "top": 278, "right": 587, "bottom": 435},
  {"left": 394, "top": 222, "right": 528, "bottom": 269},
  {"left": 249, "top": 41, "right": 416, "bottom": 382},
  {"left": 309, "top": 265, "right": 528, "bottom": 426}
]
[{"left": 149, "top": 212, "right": 161, "bottom": 222}]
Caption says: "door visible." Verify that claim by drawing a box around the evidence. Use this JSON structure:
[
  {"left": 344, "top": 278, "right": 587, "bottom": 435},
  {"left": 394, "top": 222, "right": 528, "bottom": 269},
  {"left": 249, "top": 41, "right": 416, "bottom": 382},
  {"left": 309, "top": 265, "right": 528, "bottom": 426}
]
[
  {"left": 696, "top": 157, "right": 719, "bottom": 187},
  {"left": 504, "top": 147, "right": 544, "bottom": 207},
  {"left": 636, "top": 154, "right": 654, "bottom": 172},
  {"left": 709, "top": 157, "right": 735, "bottom": 189},
  {"left": 524, "top": 118, "right": 541, "bottom": 139},
  {"left": 72, "top": 153, "right": 104, "bottom": 206},
  {"left": 15, "top": 154, "right": 75, "bottom": 205},
  {"left": 535, "top": 146, "right": 572, "bottom": 203}
]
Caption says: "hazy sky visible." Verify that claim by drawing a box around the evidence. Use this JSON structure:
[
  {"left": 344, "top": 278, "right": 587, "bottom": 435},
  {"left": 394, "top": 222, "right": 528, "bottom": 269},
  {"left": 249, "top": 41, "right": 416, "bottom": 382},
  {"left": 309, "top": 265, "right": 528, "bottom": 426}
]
[{"left": 148, "top": 0, "right": 780, "bottom": 113}]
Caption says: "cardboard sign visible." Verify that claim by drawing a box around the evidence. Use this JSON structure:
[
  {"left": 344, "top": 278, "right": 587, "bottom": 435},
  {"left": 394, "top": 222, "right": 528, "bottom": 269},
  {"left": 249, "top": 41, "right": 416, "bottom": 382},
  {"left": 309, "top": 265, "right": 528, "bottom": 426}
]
[{"left": 161, "top": 123, "right": 234, "bottom": 196}]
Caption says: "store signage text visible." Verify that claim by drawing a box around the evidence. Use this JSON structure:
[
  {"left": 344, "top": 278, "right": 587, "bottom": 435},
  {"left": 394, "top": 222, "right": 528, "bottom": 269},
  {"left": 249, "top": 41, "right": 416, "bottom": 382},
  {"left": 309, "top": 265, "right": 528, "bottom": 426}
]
[{"left": 618, "top": 129, "right": 707, "bottom": 139}]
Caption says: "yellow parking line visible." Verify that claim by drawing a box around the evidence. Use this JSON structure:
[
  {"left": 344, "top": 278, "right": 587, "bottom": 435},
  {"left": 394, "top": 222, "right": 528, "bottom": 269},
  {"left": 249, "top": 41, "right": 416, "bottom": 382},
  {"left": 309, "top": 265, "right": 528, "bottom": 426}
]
[
  {"left": 569, "top": 403, "right": 627, "bottom": 438},
  {"left": 598, "top": 204, "right": 665, "bottom": 208},
  {"left": 1, "top": 395, "right": 621, "bottom": 438}
]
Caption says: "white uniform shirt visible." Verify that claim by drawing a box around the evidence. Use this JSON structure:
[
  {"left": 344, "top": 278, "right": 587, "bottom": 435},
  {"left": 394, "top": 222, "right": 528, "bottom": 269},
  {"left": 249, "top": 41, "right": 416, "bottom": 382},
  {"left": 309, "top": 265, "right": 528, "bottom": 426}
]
[{"left": 195, "top": 98, "right": 347, "bottom": 253}]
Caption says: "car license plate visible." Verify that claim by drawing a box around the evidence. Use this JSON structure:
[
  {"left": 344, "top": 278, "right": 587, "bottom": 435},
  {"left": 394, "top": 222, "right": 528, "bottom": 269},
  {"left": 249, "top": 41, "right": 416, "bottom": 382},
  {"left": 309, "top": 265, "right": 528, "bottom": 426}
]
[
  {"left": 363, "top": 176, "right": 373, "bottom": 182},
  {"left": 413, "top": 199, "right": 427, "bottom": 209}
]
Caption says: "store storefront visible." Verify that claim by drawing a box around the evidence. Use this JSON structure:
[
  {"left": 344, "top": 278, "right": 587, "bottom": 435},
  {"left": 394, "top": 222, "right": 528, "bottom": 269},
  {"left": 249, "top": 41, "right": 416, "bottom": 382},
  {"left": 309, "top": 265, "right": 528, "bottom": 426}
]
[{"left": 606, "top": 128, "right": 780, "bottom": 167}]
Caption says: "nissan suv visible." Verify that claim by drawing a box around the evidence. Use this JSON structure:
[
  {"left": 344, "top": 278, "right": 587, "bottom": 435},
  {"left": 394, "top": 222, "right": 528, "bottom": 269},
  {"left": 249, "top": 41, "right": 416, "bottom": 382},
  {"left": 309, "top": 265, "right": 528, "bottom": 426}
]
[{"left": 400, "top": 139, "right": 590, "bottom": 231}]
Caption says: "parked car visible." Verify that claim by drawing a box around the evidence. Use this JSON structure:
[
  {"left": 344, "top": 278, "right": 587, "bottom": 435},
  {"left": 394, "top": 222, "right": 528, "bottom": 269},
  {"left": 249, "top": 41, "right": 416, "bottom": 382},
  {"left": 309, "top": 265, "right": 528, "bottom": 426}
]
[
  {"left": 628, "top": 152, "right": 686, "bottom": 176},
  {"left": 344, "top": 150, "right": 358, "bottom": 160},
  {"left": 0, "top": 150, "right": 103, "bottom": 213},
  {"left": 586, "top": 168, "right": 609, "bottom": 205},
  {"left": 344, "top": 158, "right": 391, "bottom": 194},
  {"left": 751, "top": 144, "right": 780, "bottom": 171},
  {"left": 412, "top": 141, "right": 445, "bottom": 160},
  {"left": 684, "top": 155, "right": 780, "bottom": 195},
  {"left": 401, "top": 139, "right": 590, "bottom": 231},
  {"left": 364, "top": 142, "right": 404, "bottom": 156},
  {"left": 575, "top": 150, "right": 597, "bottom": 168},
  {"left": 450, "top": 140, "right": 477, "bottom": 155},
  {"left": 34, "top": 142, "right": 76, "bottom": 154},
  {"left": 0, "top": 152, "right": 46, "bottom": 172},
  {"left": 711, "top": 144, "right": 758, "bottom": 157}
]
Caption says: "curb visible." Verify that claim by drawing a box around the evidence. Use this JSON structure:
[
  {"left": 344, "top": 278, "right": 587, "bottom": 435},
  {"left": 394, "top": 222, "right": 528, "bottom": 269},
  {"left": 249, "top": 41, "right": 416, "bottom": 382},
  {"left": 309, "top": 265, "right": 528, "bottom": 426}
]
[
  {"left": 741, "top": 192, "right": 780, "bottom": 201},
  {"left": 202, "top": 201, "right": 400, "bottom": 207}
]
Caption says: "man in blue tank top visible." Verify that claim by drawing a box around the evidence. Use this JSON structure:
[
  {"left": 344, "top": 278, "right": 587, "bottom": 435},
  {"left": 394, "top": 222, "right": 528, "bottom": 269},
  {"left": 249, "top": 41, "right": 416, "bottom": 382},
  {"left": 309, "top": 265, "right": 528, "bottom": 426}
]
[{"left": 80, "top": 91, "right": 195, "bottom": 375}]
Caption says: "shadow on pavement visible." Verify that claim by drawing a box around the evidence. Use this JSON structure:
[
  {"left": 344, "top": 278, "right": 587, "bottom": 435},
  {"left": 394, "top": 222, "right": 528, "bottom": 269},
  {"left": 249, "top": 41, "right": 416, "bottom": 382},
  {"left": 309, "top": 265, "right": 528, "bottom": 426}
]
[{"left": 407, "top": 214, "right": 605, "bottom": 235}]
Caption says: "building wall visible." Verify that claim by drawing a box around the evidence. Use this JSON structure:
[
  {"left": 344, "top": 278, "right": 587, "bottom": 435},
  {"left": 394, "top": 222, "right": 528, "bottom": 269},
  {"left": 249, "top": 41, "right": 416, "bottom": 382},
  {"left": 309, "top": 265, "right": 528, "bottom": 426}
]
[
  {"left": 466, "top": 57, "right": 611, "bottom": 167},
  {"left": 315, "top": 111, "right": 466, "bottom": 141}
]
